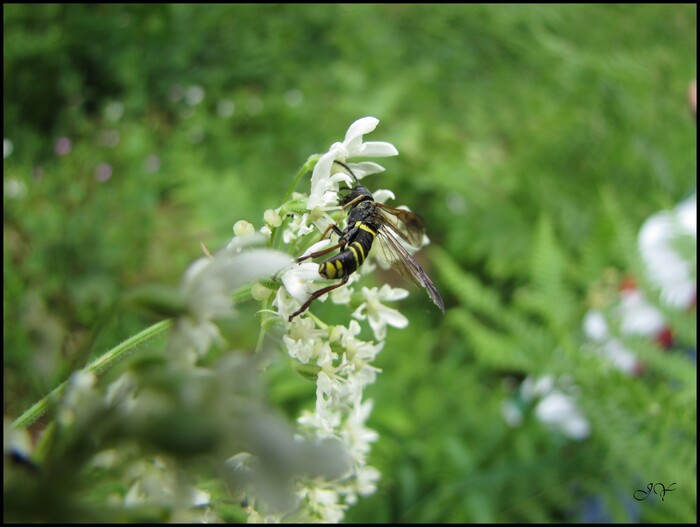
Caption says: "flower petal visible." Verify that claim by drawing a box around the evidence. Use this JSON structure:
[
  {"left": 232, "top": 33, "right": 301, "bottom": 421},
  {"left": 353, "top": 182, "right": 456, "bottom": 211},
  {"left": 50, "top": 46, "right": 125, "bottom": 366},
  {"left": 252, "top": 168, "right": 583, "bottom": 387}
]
[
  {"left": 375, "top": 307, "right": 408, "bottom": 329},
  {"left": 346, "top": 162, "right": 386, "bottom": 179},
  {"left": 282, "top": 262, "right": 322, "bottom": 303},
  {"left": 359, "top": 141, "right": 399, "bottom": 158},
  {"left": 344, "top": 117, "right": 379, "bottom": 144},
  {"left": 371, "top": 189, "right": 396, "bottom": 204}
]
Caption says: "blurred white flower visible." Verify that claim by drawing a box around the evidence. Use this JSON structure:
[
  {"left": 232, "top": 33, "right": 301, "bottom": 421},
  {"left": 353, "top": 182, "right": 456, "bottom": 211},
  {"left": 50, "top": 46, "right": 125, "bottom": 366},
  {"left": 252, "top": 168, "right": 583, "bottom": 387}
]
[
  {"left": 504, "top": 375, "right": 590, "bottom": 441},
  {"left": 284, "top": 88, "right": 304, "bottom": 107},
  {"left": 299, "top": 487, "right": 346, "bottom": 523},
  {"left": 57, "top": 370, "right": 98, "bottom": 426},
  {"left": 638, "top": 193, "right": 696, "bottom": 309},
  {"left": 4, "top": 418, "right": 33, "bottom": 458},
  {"left": 232, "top": 219, "right": 256, "bottom": 238},
  {"left": 104, "top": 101, "right": 125, "bottom": 123},
  {"left": 264, "top": 208, "right": 282, "bottom": 228},
  {"left": 171, "top": 240, "right": 291, "bottom": 362},
  {"left": 342, "top": 398, "right": 379, "bottom": 461},
  {"left": 145, "top": 154, "right": 161, "bottom": 173},
  {"left": 217, "top": 98, "right": 235, "bottom": 118},
  {"left": 4, "top": 138, "right": 14, "bottom": 159},
  {"left": 123, "top": 456, "right": 212, "bottom": 521},
  {"left": 100, "top": 129, "right": 120, "bottom": 147},
  {"left": 582, "top": 283, "right": 674, "bottom": 375},
  {"left": 4, "top": 178, "right": 27, "bottom": 199},
  {"left": 535, "top": 390, "right": 590, "bottom": 441},
  {"left": 583, "top": 309, "right": 640, "bottom": 374},
  {"left": 185, "top": 85, "right": 205, "bottom": 106},
  {"left": 616, "top": 288, "right": 667, "bottom": 336},
  {"left": 501, "top": 399, "right": 524, "bottom": 427}
]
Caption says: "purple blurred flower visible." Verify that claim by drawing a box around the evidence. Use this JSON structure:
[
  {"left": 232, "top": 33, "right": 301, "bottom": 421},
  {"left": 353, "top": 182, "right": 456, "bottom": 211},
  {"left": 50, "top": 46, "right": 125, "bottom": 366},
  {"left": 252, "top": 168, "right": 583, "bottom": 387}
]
[
  {"left": 95, "top": 163, "right": 113, "bottom": 182},
  {"left": 54, "top": 137, "right": 72, "bottom": 156}
]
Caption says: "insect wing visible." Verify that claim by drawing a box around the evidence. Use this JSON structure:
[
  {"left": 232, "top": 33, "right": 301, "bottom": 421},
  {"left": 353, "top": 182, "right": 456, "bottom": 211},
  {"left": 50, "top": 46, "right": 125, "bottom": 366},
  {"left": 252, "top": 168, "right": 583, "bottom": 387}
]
[
  {"left": 375, "top": 203, "right": 426, "bottom": 249},
  {"left": 375, "top": 226, "right": 445, "bottom": 312}
]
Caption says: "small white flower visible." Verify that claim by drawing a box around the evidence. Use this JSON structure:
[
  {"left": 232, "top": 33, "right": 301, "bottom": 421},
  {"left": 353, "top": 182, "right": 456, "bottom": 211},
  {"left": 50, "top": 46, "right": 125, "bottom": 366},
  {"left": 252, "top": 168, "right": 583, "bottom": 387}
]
[
  {"left": 307, "top": 117, "right": 398, "bottom": 210},
  {"left": 352, "top": 284, "right": 409, "bottom": 340},
  {"left": 263, "top": 208, "right": 282, "bottom": 228},
  {"left": 279, "top": 261, "right": 325, "bottom": 306},
  {"left": 233, "top": 219, "right": 256, "bottom": 238},
  {"left": 302, "top": 487, "right": 346, "bottom": 523},
  {"left": 282, "top": 213, "right": 315, "bottom": 244},
  {"left": 337, "top": 117, "right": 399, "bottom": 160},
  {"left": 535, "top": 390, "right": 590, "bottom": 440},
  {"left": 329, "top": 282, "right": 353, "bottom": 305},
  {"left": 353, "top": 465, "right": 381, "bottom": 498},
  {"left": 507, "top": 375, "right": 590, "bottom": 441},
  {"left": 342, "top": 399, "right": 379, "bottom": 459},
  {"left": 335, "top": 320, "right": 384, "bottom": 364},
  {"left": 282, "top": 316, "right": 326, "bottom": 364},
  {"left": 251, "top": 282, "right": 272, "bottom": 301}
]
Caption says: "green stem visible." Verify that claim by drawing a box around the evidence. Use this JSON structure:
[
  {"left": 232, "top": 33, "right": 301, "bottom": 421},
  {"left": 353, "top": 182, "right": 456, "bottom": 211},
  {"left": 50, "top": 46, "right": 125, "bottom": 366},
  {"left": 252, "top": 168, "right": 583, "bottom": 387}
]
[
  {"left": 257, "top": 155, "right": 320, "bottom": 353},
  {"left": 11, "top": 319, "right": 173, "bottom": 431},
  {"left": 272, "top": 154, "right": 320, "bottom": 250},
  {"left": 282, "top": 154, "right": 320, "bottom": 204}
]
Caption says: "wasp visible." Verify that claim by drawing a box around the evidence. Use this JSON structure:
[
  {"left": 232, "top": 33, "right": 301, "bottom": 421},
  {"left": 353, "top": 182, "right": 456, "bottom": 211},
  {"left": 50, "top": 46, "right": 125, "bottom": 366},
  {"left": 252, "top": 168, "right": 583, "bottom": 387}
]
[{"left": 288, "top": 162, "right": 445, "bottom": 321}]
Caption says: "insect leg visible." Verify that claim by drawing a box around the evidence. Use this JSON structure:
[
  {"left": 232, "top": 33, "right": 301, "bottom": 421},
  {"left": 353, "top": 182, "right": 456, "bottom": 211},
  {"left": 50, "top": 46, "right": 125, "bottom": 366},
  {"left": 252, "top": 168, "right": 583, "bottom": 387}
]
[
  {"left": 288, "top": 276, "right": 350, "bottom": 321},
  {"left": 317, "top": 222, "right": 344, "bottom": 241},
  {"left": 342, "top": 194, "right": 366, "bottom": 210},
  {"left": 295, "top": 240, "right": 346, "bottom": 263},
  {"left": 295, "top": 224, "right": 360, "bottom": 263}
]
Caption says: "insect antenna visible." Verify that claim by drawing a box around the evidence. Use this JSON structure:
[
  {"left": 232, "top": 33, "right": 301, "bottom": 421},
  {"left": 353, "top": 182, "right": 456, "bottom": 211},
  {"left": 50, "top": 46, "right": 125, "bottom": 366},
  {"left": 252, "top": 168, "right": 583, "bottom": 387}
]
[{"left": 333, "top": 160, "right": 359, "bottom": 187}]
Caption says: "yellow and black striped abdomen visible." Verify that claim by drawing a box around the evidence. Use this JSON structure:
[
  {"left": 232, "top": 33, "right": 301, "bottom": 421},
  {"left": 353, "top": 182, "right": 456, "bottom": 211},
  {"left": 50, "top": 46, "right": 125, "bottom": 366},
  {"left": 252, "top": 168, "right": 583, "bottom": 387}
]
[{"left": 319, "top": 223, "right": 377, "bottom": 280}]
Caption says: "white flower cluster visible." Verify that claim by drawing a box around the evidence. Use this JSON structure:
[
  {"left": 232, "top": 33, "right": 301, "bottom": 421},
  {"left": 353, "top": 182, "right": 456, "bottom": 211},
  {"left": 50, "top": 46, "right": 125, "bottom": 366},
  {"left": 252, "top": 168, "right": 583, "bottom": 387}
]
[
  {"left": 583, "top": 193, "right": 696, "bottom": 374},
  {"left": 169, "top": 232, "right": 292, "bottom": 364},
  {"left": 7, "top": 118, "right": 413, "bottom": 524},
  {"left": 501, "top": 374, "right": 590, "bottom": 441},
  {"left": 60, "top": 370, "right": 217, "bottom": 522},
  {"left": 503, "top": 193, "right": 696, "bottom": 442},
  {"left": 254, "top": 117, "right": 409, "bottom": 522}
]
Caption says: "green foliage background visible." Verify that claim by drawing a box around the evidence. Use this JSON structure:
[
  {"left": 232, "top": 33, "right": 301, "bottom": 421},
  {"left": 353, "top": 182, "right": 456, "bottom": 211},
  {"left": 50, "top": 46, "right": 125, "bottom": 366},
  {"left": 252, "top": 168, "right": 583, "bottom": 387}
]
[{"left": 4, "top": 4, "right": 696, "bottom": 522}]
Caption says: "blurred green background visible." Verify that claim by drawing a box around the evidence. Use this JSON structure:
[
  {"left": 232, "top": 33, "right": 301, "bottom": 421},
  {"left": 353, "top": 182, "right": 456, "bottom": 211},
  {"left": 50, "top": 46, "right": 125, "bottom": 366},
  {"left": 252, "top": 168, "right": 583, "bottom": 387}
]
[{"left": 4, "top": 4, "right": 696, "bottom": 523}]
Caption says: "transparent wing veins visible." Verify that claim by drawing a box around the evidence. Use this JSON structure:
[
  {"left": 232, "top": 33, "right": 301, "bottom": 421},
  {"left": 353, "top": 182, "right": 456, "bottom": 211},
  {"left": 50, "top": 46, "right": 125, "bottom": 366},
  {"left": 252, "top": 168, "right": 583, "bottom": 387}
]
[{"left": 374, "top": 225, "right": 445, "bottom": 312}]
